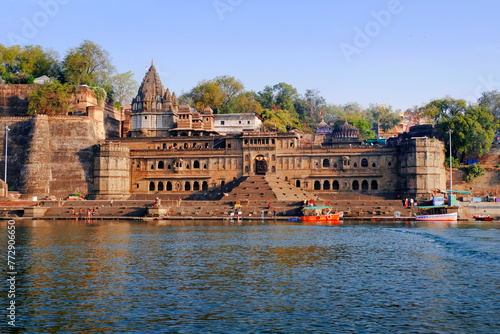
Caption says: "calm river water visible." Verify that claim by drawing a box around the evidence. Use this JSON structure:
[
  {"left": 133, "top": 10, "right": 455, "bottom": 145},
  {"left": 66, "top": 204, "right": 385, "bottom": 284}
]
[{"left": 1, "top": 220, "right": 500, "bottom": 333}]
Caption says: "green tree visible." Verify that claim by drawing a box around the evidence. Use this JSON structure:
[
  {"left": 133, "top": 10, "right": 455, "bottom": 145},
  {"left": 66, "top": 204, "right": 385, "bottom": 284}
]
[
  {"left": 425, "top": 98, "right": 497, "bottom": 161},
  {"left": 112, "top": 71, "right": 139, "bottom": 105},
  {"left": 180, "top": 75, "right": 244, "bottom": 114},
  {"left": 478, "top": 90, "right": 500, "bottom": 122},
  {"left": 256, "top": 83, "right": 298, "bottom": 112},
  {"left": 28, "top": 80, "right": 71, "bottom": 115},
  {"left": 0, "top": 44, "right": 60, "bottom": 83},
  {"left": 61, "top": 40, "right": 115, "bottom": 89},
  {"left": 225, "top": 91, "right": 263, "bottom": 114}
]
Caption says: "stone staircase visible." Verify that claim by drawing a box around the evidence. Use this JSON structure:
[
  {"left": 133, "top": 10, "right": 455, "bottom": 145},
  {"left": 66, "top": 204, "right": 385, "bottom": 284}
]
[
  {"left": 222, "top": 175, "right": 278, "bottom": 202},
  {"left": 265, "top": 176, "right": 323, "bottom": 203}
]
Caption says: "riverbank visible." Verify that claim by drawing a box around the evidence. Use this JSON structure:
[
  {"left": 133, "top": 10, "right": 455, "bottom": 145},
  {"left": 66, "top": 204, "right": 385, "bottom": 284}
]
[{"left": 0, "top": 198, "right": 498, "bottom": 222}]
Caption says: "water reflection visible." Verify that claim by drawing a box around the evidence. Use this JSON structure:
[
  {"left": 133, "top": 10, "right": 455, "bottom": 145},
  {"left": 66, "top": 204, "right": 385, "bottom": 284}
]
[{"left": 0, "top": 220, "right": 499, "bottom": 333}]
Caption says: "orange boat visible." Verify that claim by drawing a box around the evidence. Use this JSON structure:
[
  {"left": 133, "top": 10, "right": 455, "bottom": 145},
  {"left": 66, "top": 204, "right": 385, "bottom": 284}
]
[{"left": 300, "top": 206, "right": 343, "bottom": 222}]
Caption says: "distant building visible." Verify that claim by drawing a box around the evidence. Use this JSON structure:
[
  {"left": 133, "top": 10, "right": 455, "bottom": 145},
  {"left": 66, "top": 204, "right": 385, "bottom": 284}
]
[
  {"left": 33, "top": 75, "right": 51, "bottom": 85},
  {"left": 213, "top": 113, "right": 262, "bottom": 134}
]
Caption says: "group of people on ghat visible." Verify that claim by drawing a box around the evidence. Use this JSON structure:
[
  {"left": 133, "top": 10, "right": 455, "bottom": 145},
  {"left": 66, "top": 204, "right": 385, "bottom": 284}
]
[
  {"left": 402, "top": 198, "right": 417, "bottom": 207},
  {"left": 70, "top": 207, "right": 99, "bottom": 219}
]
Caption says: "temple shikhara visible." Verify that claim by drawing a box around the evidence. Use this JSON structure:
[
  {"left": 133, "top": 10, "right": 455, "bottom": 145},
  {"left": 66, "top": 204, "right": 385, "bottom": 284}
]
[
  {"left": 130, "top": 61, "right": 216, "bottom": 137},
  {"left": 93, "top": 63, "right": 446, "bottom": 200}
]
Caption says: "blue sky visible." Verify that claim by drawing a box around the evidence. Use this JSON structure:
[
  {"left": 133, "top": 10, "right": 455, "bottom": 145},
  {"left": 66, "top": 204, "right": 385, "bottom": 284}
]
[{"left": 1, "top": 0, "right": 500, "bottom": 111}]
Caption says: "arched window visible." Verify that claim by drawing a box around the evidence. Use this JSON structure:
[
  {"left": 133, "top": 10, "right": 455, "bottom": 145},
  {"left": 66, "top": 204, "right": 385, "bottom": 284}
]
[
  {"left": 202, "top": 181, "right": 208, "bottom": 191},
  {"left": 361, "top": 158, "right": 368, "bottom": 167},
  {"left": 185, "top": 182, "right": 191, "bottom": 191},
  {"left": 158, "top": 161, "right": 164, "bottom": 169},
  {"left": 353, "top": 163, "right": 357, "bottom": 168},
  {"left": 193, "top": 160, "right": 200, "bottom": 169},
  {"left": 245, "top": 166, "right": 249, "bottom": 173},
  {"left": 314, "top": 180, "right": 321, "bottom": 190},
  {"left": 333, "top": 163, "right": 337, "bottom": 168},
  {"left": 371, "top": 180, "right": 378, "bottom": 190},
  {"left": 323, "top": 159, "right": 330, "bottom": 168},
  {"left": 193, "top": 181, "right": 200, "bottom": 191},
  {"left": 323, "top": 180, "right": 330, "bottom": 190},
  {"left": 361, "top": 180, "right": 369, "bottom": 191},
  {"left": 272, "top": 166, "right": 276, "bottom": 172},
  {"left": 150, "top": 164, "right": 155, "bottom": 170},
  {"left": 352, "top": 180, "right": 359, "bottom": 190},
  {"left": 166, "top": 181, "right": 172, "bottom": 191},
  {"left": 296, "top": 180, "right": 301, "bottom": 187},
  {"left": 163, "top": 143, "right": 167, "bottom": 149},
  {"left": 167, "top": 165, "right": 171, "bottom": 169},
  {"left": 149, "top": 182, "right": 155, "bottom": 191},
  {"left": 203, "top": 164, "right": 207, "bottom": 169},
  {"left": 332, "top": 180, "right": 339, "bottom": 190},
  {"left": 158, "top": 181, "right": 164, "bottom": 191},
  {"left": 227, "top": 143, "right": 231, "bottom": 149},
  {"left": 272, "top": 155, "right": 276, "bottom": 161},
  {"left": 372, "top": 162, "right": 377, "bottom": 168}
]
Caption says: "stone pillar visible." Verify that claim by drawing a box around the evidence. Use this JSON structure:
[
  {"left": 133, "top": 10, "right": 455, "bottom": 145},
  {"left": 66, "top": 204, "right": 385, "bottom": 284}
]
[{"left": 94, "top": 142, "right": 130, "bottom": 199}]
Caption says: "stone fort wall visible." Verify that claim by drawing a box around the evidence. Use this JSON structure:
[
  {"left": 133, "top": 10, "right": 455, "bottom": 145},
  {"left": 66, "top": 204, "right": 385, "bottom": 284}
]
[{"left": 0, "top": 115, "right": 100, "bottom": 198}]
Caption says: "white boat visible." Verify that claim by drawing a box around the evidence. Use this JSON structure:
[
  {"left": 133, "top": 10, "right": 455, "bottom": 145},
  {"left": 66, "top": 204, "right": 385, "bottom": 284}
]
[{"left": 416, "top": 205, "right": 458, "bottom": 221}]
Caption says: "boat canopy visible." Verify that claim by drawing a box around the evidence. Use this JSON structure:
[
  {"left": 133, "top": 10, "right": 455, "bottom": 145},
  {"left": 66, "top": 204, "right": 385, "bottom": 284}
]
[
  {"left": 445, "top": 189, "right": 471, "bottom": 194},
  {"left": 303, "top": 206, "right": 332, "bottom": 210},
  {"left": 418, "top": 205, "right": 448, "bottom": 210}
]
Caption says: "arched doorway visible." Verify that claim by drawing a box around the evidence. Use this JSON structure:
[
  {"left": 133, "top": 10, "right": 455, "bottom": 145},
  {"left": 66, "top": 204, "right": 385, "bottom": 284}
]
[{"left": 255, "top": 155, "right": 267, "bottom": 175}]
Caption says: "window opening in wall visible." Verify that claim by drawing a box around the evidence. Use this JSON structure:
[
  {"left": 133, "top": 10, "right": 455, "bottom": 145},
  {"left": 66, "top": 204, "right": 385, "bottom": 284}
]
[
  {"left": 323, "top": 180, "right": 330, "bottom": 190},
  {"left": 166, "top": 181, "right": 172, "bottom": 191},
  {"left": 352, "top": 180, "right": 359, "bottom": 190},
  {"left": 221, "top": 181, "right": 225, "bottom": 188},
  {"left": 323, "top": 159, "right": 330, "bottom": 168},
  {"left": 185, "top": 182, "right": 191, "bottom": 191},
  {"left": 193, "top": 160, "right": 200, "bottom": 169},
  {"left": 372, "top": 162, "right": 377, "bottom": 167},
  {"left": 361, "top": 180, "right": 369, "bottom": 191},
  {"left": 314, "top": 180, "right": 321, "bottom": 190},
  {"left": 151, "top": 164, "right": 154, "bottom": 170},
  {"left": 296, "top": 180, "right": 301, "bottom": 187},
  {"left": 371, "top": 180, "right": 378, "bottom": 190},
  {"left": 149, "top": 182, "right": 155, "bottom": 191},
  {"left": 353, "top": 163, "right": 358, "bottom": 168},
  {"left": 202, "top": 181, "right": 208, "bottom": 191},
  {"left": 332, "top": 180, "right": 339, "bottom": 190},
  {"left": 193, "top": 181, "right": 200, "bottom": 191},
  {"left": 158, "top": 182, "right": 164, "bottom": 191},
  {"left": 361, "top": 158, "right": 368, "bottom": 167}
]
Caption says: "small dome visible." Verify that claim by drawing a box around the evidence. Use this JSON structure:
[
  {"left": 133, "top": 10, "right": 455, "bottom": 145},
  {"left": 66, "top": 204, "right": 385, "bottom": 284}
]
[
  {"left": 332, "top": 121, "right": 359, "bottom": 138},
  {"left": 316, "top": 119, "right": 331, "bottom": 135}
]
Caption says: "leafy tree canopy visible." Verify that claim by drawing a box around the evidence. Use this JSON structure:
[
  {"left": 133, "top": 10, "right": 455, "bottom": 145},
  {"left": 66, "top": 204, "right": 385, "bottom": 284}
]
[
  {"left": 28, "top": 79, "right": 71, "bottom": 115},
  {"left": 0, "top": 44, "right": 60, "bottom": 83}
]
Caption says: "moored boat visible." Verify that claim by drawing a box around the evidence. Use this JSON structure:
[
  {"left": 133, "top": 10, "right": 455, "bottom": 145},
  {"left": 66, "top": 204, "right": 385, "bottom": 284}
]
[
  {"left": 301, "top": 206, "right": 342, "bottom": 222},
  {"left": 416, "top": 205, "right": 458, "bottom": 221},
  {"left": 473, "top": 215, "right": 494, "bottom": 221}
]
